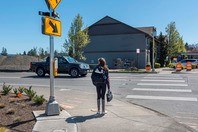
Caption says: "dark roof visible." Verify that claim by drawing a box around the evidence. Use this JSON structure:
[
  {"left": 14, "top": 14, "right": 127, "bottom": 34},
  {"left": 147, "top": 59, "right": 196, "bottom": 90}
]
[
  {"left": 137, "top": 27, "right": 156, "bottom": 36},
  {"left": 88, "top": 16, "right": 155, "bottom": 38}
]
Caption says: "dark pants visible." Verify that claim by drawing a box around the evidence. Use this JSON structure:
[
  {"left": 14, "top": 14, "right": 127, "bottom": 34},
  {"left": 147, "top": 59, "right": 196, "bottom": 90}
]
[{"left": 96, "top": 83, "right": 106, "bottom": 100}]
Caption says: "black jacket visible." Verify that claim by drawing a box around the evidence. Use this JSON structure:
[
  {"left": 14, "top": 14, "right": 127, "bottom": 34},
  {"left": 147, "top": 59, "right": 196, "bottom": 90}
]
[{"left": 91, "top": 65, "right": 110, "bottom": 89}]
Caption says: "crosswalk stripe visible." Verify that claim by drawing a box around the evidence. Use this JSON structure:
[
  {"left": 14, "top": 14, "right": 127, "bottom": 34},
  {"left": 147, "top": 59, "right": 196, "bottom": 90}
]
[
  {"left": 132, "top": 88, "right": 192, "bottom": 92},
  {"left": 77, "top": 78, "right": 127, "bottom": 81},
  {"left": 126, "top": 95, "right": 197, "bottom": 102},
  {"left": 0, "top": 77, "right": 20, "bottom": 79},
  {"left": 141, "top": 79, "right": 185, "bottom": 82},
  {"left": 143, "top": 77, "right": 183, "bottom": 79},
  {"left": 59, "top": 89, "right": 71, "bottom": 91},
  {"left": 174, "top": 116, "right": 198, "bottom": 120},
  {"left": 137, "top": 83, "right": 188, "bottom": 86},
  {"left": 146, "top": 75, "right": 181, "bottom": 77}
]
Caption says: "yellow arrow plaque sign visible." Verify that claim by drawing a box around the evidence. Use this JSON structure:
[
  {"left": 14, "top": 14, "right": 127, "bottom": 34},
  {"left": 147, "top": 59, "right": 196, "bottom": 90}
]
[
  {"left": 42, "top": 17, "right": 61, "bottom": 37},
  {"left": 48, "top": 0, "right": 61, "bottom": 10}
]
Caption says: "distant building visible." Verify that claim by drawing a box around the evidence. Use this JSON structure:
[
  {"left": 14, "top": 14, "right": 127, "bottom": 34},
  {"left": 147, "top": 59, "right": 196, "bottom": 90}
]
[
  {"left": 181, "top": 51, "right": 198, "bottom": 59},
  {"left": 83, "top": 16, "right": 157, "bottom": 69}
]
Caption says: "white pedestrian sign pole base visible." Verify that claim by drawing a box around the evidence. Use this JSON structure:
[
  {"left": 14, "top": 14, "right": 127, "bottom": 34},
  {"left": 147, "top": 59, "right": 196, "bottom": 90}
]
[{"left": 45, "top": 96, "right": 60, "bottom": 116}]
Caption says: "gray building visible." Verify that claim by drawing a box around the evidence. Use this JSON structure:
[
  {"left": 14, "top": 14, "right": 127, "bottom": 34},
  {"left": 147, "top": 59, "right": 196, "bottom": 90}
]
[{"left": 83, "top": 16, "right": 157, "bottom": 69}]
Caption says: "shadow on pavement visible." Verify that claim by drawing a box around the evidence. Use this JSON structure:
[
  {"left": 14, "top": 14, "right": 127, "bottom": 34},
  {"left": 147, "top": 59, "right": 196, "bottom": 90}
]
[{"left": 66, "top": 114, "right": 104, "bottom": 123}]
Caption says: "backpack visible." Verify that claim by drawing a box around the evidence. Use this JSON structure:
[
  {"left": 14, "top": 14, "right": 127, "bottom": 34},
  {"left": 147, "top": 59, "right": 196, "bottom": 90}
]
[{"left": 91, "top": 66, "right": 107, "bottom": 86}]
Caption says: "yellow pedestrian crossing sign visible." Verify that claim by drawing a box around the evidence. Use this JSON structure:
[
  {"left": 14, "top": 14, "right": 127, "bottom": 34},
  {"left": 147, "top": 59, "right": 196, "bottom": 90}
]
[
  {"left": 47, "top": 0, "right": 61, "bottom": 10},
  {"left": 42, "top": 16, "right": 61, "bottom": 37}
]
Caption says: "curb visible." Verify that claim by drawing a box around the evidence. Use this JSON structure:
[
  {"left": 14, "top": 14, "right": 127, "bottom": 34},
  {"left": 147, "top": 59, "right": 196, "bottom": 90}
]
[
  {"left": 0, "top": 70, "right": 30, "bottom": 72},
  {"left": 172, "top": 71, "right": 198, "bottom": 74}
]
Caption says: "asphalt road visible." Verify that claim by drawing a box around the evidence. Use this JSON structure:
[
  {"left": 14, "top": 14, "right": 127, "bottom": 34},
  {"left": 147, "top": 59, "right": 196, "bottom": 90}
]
[{"left": 0, "top": 72, "right": 198, "bottom": 130}]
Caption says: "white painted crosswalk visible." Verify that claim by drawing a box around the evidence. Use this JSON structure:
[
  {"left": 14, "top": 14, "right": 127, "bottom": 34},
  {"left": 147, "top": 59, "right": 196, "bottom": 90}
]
[
  {"left": 137, "top": 83, "right": 188, "bottom": 86},
  {"left": 143, "top": 76, "right": 183, "bottom": 79},
  {"left": 126, "top": 74, "right": 198, "bottom": 130},
  {"left": 126, "top": 74, "right": 197, "bottom": 102},
  {"left": 132, "top": 88, "right": 192, "bottom": 92},
  {"left": 140, "top": 79, "right": 185, "bottom": 82},
  {"left": 126, "top": 95, "right": 197, "bottom": 102}
]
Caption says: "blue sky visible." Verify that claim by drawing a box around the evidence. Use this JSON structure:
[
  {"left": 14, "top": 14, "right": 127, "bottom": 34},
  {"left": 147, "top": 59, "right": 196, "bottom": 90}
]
[{"left": 1, "top": 0, "right": 198, "bottom": 54}]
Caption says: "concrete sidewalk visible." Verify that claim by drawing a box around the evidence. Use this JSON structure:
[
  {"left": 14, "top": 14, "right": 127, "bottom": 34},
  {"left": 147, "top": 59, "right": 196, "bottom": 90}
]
[{"left": 32, "top": 89, "right": 196, "bottom": 132}]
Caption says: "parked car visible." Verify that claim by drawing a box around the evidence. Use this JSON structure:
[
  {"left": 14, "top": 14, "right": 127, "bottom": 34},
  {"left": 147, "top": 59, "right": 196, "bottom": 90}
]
[
  {"left": 30, "top": 56, "right": 90, "bottom": 77},
  {"left": 178, "top": 59, "right": 198, "bottom": 66}
]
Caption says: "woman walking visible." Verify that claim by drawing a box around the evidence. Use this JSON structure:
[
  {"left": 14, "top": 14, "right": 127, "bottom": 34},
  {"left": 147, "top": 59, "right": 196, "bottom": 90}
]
[{"left": 91, "top": 58, "right": 110, "bottom": 115}]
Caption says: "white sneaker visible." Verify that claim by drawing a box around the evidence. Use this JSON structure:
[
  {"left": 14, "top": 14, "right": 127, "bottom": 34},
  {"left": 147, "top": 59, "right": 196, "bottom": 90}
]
[{"left": 102, "top": 111, "right": 107, "bottom": 115}]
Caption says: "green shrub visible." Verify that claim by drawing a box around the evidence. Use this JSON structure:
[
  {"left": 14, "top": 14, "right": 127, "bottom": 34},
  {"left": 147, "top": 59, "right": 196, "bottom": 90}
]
[
  {"left": 154, "top": 63, "right": 161, "bottom": 68},
  {"left": 192, "top": 64, "right": 196, "bottom": 69},
  {"left": 24, "top": 86, "right": 36, "bottom": 100},
  {"left": 13, "top": 87, "right": 25, "bottom": 96},
  {"left": 33, "top": 95, "right": 46, "bottom": 105},
  {"left": 13, "top": 88, "right": 18, "bottom": 95},
  {"left": 168, "top": 63, "right": 176, "bottom": 68},
  {"left": 18, "top": 86, "right": 25, "bottom": 93},
  {"left": 2, "top": 83, "right": 12, "bottom": 95}
]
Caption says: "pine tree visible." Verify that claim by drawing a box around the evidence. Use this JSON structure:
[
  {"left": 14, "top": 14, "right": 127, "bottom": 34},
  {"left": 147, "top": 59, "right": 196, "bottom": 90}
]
[
  {"left": 1, "top": 47, "right": 8, "bottom": 56},
  {"left": 38, "top": 48, "right": 45, "bottom": 58},
  {"left": 157, "top": 32, "right": 168, "bottom": 67},
  {"left": 27, "top": 47, "right": 38, "bottom": 57},
  {"left": 23, "top": 51, "right": 27, "bottom": 55}
]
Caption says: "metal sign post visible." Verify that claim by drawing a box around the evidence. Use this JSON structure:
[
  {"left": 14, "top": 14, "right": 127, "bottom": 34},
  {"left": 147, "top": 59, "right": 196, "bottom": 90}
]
[
  {"left": 39, "top": 0, "right": 61, "bottom": 115},
  {"left": 136, "top": 49, "right": 140, "bottom": 70},
  {"left": 45, "top": 8, "right": 60, "bottom": 116},
  {"left": 50, "top": 35, "right": 54, "bottom": 98},
  {"left": 152, "top": 31, "right": 156, "bottom": 72},
  {"left": 45, "top": 9, "right": 60, "bottom": 115}
]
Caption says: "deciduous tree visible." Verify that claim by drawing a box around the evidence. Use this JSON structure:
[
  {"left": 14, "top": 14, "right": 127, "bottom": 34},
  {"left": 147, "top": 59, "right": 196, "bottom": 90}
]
[
  {"left": 63, "top": 14, "right": 90, "bottom": 60},
  {"left": 165, "top": 22, "right": 186, "bottom": 62}
]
